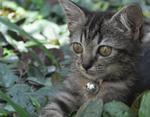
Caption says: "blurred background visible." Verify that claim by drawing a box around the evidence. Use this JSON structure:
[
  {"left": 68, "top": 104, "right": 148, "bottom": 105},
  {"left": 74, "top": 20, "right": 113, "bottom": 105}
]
[{"left": 0, "top": 0, "right": 150, "bottom": 117}]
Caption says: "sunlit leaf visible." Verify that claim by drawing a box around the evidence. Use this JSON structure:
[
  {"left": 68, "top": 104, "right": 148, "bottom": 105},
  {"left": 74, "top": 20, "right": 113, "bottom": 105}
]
[{"left": 0, "top": 17, "right": 59, "bottom": 66}]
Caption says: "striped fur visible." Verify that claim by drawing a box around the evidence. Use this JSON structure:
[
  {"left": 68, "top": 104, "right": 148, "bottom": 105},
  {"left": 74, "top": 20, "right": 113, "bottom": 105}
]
[{"left": 39, "top": 1, "right": 145, "bottom": 117}]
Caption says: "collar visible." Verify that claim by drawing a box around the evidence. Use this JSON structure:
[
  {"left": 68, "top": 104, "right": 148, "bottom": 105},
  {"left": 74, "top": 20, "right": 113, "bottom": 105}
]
[
  {"left": 76, "top": 71, "right": 104, "bottom": 95},
  {"left": 85, "top": 79, "right": 103, "bottom": 95}
]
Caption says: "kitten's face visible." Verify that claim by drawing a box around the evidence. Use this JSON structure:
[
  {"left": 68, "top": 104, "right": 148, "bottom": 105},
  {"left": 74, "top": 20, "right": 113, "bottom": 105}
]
[
  {"left": 60, "top": 0, "right": 143, "bottom": 80},
  {"left": 71, "top": 19, "right": 134, "bottom": 80}
]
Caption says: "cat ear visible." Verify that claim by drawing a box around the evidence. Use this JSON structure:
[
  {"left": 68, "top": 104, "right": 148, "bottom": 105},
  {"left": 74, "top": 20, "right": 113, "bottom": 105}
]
[
  {"left": 59, "top": 0, "right": 86, "bottom": 32},
  {"left": 110, "top": 4, "right": 143, "bottom": 38}
]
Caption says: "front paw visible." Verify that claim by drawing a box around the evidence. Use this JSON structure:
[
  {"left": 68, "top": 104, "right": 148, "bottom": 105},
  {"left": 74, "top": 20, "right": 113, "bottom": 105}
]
[
  {"left": 39, "top": 103, "right": 64, "bottom": 117},
  {"left": 39, "top": 110, "right": 64, "bottom": 117}
]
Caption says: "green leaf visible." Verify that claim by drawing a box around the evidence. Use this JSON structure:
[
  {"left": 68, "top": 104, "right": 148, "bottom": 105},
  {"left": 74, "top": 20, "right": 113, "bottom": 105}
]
[
  {"left": 29, "top": 96, "right": 41, "bottom": 112},
  {"left": 1, "top": 0, "right": 18, "bottom": 11},
  {"left": 0, "top": 63, "right": 18, "bottom": 88},
  {"left": 139, "top": 91, "right": 150, "bottom": 117},
  {"left": 75, "top": 98, "right": 103, "bottom": 117},
  {"left": 4, "top": 104, "right": 15, "bottom": 112},
  {"left": 103, "top": 101, "right": 135, "bottom": 117},
  {"left": 131, "top": 92, "right": 144, "bottom": 116},
  {"left": 7, "top": 84, "right": 36, "bottom": 115},
  {"left": 34, "top": 86, "right": 56, "bottom": 105},
  {"left": 0, "top": 90, "right": 30, "bottom": 117},
  {"left": 0, "top": 109, "right": 8, "bottom": 117}
]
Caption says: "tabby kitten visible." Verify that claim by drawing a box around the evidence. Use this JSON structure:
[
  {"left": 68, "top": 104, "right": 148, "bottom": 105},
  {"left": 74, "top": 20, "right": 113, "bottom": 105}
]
[{"left": 39, "top": 0, "right": 144, "bottom": 117}]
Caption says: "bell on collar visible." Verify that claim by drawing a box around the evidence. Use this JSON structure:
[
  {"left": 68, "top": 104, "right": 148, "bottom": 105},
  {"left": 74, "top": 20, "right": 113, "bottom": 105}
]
[{"left": 86, "top": 82, "right": 99, "bottom": 94}]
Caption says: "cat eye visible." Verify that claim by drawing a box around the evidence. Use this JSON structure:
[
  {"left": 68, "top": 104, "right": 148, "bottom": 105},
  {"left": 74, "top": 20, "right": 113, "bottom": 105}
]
[
  {"left": 98, "top": 46, "right": 112, "bottom": 57},
  {"left": 72, "top": 43, "right": 83, "bottom": 54}
]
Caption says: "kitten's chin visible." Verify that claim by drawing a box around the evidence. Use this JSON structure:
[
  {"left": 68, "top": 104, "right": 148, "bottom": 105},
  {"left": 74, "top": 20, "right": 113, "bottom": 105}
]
[{"left": 80, "top": 71, "right": 100, "bottom": 80}]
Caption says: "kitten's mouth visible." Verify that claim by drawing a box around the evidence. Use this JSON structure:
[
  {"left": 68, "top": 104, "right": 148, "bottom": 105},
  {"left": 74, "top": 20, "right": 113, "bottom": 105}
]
[{"left": 76, "top": 63, "right": 104, "bottom": 80}]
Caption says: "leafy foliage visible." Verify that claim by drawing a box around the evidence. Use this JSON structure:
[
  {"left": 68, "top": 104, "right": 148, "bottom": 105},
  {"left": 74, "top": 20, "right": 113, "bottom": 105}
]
[
  {"left": 138, "top": 91, "right": 150, "bottom": 117},
  {"left": 76, "top": 98, "right": 103, "bottom": 117},
  {"left": 103, "top": 101, "right": 135, "bottom": 117},
  {"left": 0, "top": 0, "right": 70, "bottom": 116},
  {"left": 0, "top": 0, "right": 150, "bottom": 117},
  {"left": 0, "top": 90, "right": 30, "bottom": 117},
  {"left": 75, "top": 91, "right": 150, "bottom": 117}
]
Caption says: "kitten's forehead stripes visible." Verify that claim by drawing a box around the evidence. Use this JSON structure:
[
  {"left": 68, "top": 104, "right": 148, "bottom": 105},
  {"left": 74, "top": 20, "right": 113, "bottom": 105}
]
[{"left": 81, "top": 14, "right": 104, "bottom": 44}]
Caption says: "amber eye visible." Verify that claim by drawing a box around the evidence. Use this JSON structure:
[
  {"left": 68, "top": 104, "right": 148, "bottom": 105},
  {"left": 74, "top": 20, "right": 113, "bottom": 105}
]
[
  {"left": 72, "top": 43, "right": 83, "bottom": 54},
  {"left": 98, "top": 46, "right": 112, "bottom": 57}
]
